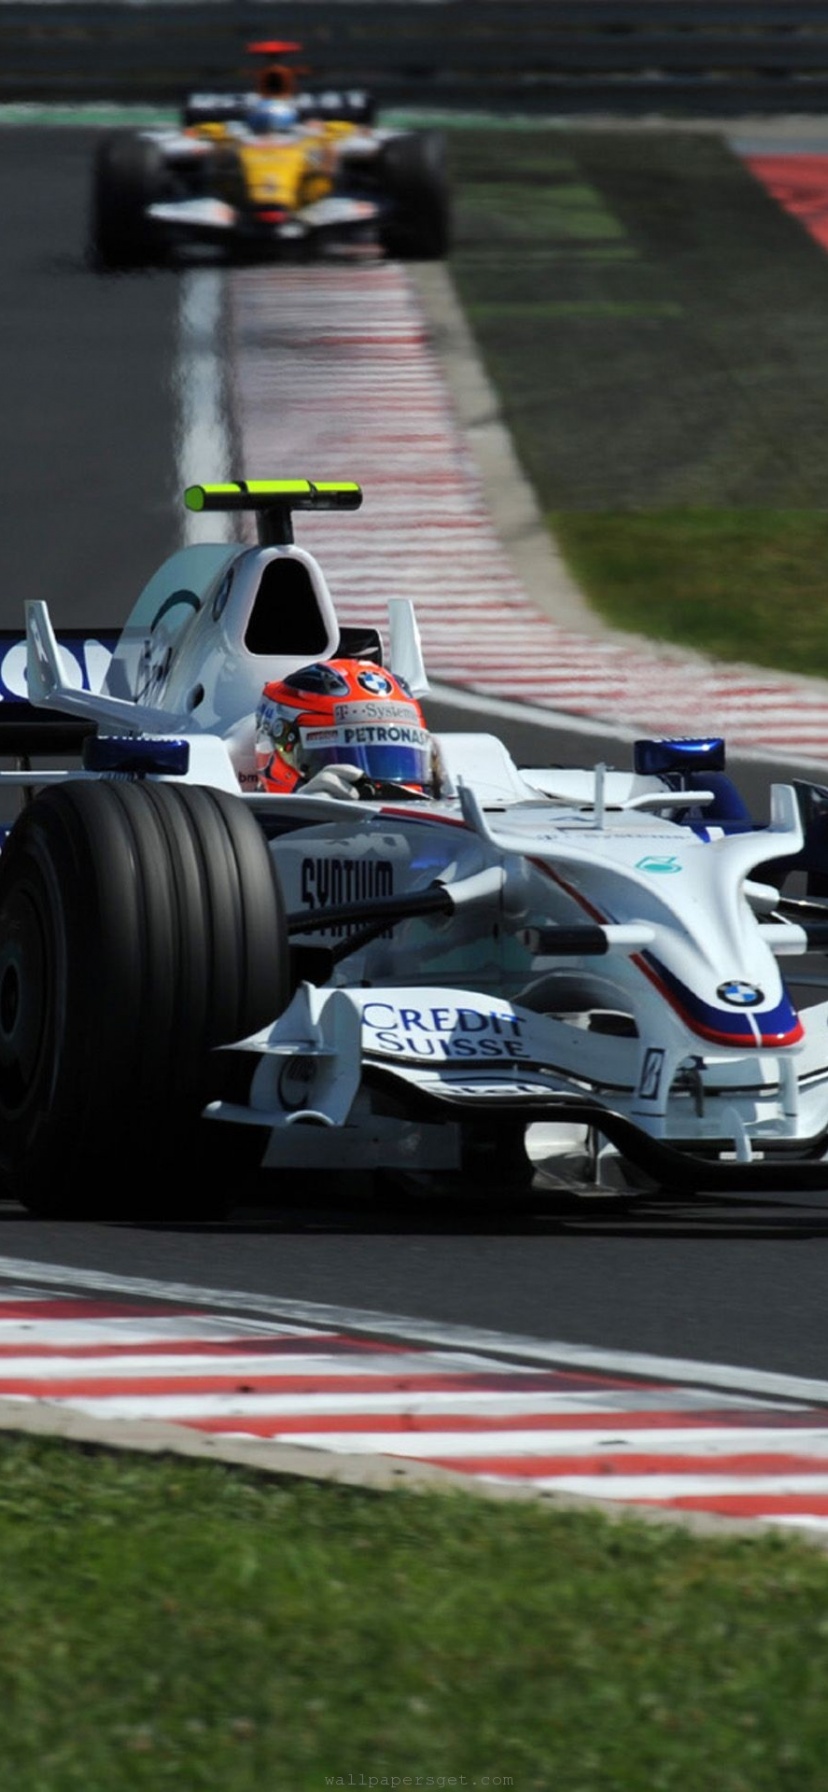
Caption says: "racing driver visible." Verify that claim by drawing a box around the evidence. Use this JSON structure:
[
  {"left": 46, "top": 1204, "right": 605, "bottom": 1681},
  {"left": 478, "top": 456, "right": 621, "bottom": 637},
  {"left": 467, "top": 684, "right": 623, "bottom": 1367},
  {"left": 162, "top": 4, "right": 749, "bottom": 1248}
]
[{"left": 255, "top": 659, "right": 439, "bottom": 800}]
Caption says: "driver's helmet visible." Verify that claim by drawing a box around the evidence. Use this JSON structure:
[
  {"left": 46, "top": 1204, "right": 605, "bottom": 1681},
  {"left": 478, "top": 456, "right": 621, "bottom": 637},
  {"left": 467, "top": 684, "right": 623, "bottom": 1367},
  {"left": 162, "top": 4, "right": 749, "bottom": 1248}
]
[
  {"left": 247, "top": 98, "right": 299, "bottom": 135},
  {"left": 255, "top": 659, "right": 434, "bottom": 794}
]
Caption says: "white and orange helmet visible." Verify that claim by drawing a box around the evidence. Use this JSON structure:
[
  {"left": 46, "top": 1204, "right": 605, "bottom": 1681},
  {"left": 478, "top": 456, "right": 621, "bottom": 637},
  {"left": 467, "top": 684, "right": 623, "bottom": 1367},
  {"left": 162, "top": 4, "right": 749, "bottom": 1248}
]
[{"left": 255, "top": 659, "right": 434, "bottom": 795}]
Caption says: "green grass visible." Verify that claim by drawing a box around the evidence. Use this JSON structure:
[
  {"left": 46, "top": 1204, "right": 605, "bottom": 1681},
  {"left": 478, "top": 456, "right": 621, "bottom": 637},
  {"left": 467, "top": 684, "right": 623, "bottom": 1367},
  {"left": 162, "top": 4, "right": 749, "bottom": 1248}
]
[
  {"left": 447, "top": 127, "right": 828, "bottom": 672},
  {"left": 3, "top": 1433, "right": 828, "bottom": 1791},
  {"left": 550, "top": 509, "right": 828, "bottom": 675}
]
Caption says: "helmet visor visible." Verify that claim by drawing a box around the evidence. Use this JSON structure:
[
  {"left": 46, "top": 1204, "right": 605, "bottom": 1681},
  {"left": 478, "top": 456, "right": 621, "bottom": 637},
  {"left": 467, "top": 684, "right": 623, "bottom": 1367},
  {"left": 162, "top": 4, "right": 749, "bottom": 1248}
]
[{"left": 300, "top": 721, "right": 432, "bottom": 789}]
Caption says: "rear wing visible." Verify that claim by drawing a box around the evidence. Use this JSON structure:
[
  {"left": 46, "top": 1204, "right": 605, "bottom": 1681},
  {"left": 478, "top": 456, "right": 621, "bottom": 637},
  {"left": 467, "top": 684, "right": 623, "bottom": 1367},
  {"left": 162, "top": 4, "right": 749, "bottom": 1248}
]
[
  {"left": 182, "top": 90, "right": 375, "bottom": 127},
  {"left": 25, "top": 604, "right": 187, "bottom": 739},
  {"left": 184, "top": 479, "right": 362, "bottom": 546}
]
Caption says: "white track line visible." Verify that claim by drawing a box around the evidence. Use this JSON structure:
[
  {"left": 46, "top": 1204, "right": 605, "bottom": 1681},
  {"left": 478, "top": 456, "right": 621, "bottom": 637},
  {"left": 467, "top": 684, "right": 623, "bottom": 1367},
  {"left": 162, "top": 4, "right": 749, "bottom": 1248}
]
[{"left": 176, "top": 270, "right": 234, "bottom": 545}]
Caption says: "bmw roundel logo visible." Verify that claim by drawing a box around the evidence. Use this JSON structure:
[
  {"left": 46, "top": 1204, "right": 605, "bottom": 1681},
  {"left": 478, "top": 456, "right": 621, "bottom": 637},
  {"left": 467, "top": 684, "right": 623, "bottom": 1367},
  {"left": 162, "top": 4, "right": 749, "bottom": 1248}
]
[
  {"left": 717, "top": 980, "right": 764, "bottom": 1007},
  {"left": 357, "top": 669, "right": 393, "bottom": 695}
]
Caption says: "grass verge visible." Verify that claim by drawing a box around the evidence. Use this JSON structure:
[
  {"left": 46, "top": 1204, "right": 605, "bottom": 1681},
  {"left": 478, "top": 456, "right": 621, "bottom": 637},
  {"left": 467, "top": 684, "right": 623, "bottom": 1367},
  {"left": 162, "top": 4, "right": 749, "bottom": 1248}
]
[
  {"left": 447, "top": 127, "right": 828, "bottom": 673},
  {"left": 550, "top": 509, "right": 828, "bottom": 675},
  {"left": 3, "top": 1432, "right": 828, "bottom": 1791}
]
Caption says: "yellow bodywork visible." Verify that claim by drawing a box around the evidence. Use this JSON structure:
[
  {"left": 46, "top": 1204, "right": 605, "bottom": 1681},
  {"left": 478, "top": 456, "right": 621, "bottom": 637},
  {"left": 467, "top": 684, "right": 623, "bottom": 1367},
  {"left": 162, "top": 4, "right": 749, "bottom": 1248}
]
[{"left": 189, "top": 119, "right": 358, "bottom": 211}]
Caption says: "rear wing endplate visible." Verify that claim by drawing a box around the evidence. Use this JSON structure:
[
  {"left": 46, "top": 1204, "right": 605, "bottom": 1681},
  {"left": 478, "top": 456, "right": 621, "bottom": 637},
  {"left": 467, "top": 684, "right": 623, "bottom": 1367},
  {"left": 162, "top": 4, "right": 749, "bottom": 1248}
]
[
  {"left": 0, "top": 625, "right": 120, "bottom": 756},
  {"left": 25, "top": 601, "right": 186, "bottom": 739}
]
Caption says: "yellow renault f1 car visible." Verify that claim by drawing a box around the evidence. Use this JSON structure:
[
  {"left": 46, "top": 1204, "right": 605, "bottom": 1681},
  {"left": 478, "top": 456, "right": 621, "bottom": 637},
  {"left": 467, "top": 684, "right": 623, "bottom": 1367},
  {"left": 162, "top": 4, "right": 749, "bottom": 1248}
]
[{"left": 90, "top": 47, "right": 450, "bottom": 268}]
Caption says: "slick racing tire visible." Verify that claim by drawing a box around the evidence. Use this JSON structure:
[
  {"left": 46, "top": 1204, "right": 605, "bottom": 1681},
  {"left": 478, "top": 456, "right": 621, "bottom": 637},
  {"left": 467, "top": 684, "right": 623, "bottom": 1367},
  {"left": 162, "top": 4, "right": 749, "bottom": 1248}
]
[
  {"left": 0, "top": 781, "right": 290, "bottom": 1219},
  {"left": 89, "top": 131, "right": 169, "bottom": 269},
  {"left": 377, "top": 131, "right": 451, "bottom": 260}
]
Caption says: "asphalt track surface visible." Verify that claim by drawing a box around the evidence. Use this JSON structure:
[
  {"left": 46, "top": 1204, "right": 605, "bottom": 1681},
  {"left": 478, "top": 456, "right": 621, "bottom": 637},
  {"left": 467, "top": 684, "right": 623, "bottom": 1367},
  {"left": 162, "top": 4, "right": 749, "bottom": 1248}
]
[{"left": 4, "top": 128, "right": 828, "bottom": 1384}]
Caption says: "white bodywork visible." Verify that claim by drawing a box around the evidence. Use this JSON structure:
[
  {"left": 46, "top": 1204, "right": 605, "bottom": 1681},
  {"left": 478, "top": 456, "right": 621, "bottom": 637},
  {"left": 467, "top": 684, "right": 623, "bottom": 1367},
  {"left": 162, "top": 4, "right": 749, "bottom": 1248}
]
[{"left": 15, "top": 513, "right": 828, "bottom": 1194}]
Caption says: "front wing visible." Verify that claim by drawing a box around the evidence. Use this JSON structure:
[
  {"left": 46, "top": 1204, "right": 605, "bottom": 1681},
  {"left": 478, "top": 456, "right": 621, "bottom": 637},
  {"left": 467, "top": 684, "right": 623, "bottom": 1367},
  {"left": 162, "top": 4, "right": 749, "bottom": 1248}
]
[
  {"left": 146, "top": 192, "right": 381, "bottom": 250},
  {"left": 204, "top": 983, "right": 828, "bottom": 1192}
]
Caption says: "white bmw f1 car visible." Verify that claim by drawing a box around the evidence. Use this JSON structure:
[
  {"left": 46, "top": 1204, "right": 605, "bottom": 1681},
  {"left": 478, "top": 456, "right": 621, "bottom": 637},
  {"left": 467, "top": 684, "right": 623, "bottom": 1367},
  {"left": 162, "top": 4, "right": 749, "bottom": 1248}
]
[{"left": 2, "top": 479, "right": 828, "bottom": 1219}]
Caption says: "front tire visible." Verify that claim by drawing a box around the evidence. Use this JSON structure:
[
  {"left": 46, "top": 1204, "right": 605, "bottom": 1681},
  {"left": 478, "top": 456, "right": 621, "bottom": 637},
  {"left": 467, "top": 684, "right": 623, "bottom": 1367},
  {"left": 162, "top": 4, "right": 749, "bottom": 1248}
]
[
  {"left": 377, "top": 131, "right": 451, "bottom": 260},
  {"left": 0, "top": 781, "right": 289, "bottom": 1218},
  {"left": 89, "top": 131, "right": 169, "bottom": 269}
]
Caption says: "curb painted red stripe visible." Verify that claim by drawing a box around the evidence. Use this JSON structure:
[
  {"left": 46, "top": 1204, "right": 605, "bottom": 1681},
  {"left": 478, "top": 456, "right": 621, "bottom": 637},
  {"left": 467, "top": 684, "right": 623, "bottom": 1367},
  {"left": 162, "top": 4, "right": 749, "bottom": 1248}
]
[
  {"left": 175, "top": 1409, "right": 828, "bottom": 1438},
  {"left": 0, "top": 1369, "right": 584, "bottom": 1398},
  {"left": 0, "top": 1299, "right": 200, "bottom": 1320},
  {"left": 746, "top": 153, "right": 828, "bottom": 250},
  {"left": 418, "top": 1452, "right": 828, "bottom": 1478},
  {"left": 0, "top": 1335, "right": 406, "bottom": 1359},
  {"left": 637, "top": 1494, "right": 828, "bottom": 1517}
]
